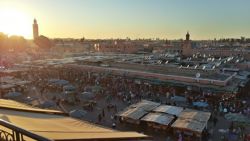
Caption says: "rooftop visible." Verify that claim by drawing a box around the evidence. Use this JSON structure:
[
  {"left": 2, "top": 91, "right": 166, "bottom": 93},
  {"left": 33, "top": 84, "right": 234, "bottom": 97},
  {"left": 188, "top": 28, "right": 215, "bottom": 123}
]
[{"left": 0, "top": 99, "right": 149, "bottom": 141}]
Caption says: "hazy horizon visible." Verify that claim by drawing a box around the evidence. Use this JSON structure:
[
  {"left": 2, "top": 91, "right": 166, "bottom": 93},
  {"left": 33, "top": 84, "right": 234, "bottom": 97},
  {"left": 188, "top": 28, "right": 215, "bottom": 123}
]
[{"left": 0, "top": 0, "right": 250, "bottom": 40}]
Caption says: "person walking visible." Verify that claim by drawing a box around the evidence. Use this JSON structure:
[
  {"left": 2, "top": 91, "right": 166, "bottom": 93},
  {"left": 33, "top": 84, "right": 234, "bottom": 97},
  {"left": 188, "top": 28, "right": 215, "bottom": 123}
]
[
  {"left": 102, "top": 109, "right": 105, "bottom": 117},
  {"left": 178, "top": 133, "right": 183, "bottom": 141},
  {"left": 213, "top": 116, "right": 218, "bottom": 127},
  {"left": 98, "top": 114, "right": 102, "bottom": 122}
]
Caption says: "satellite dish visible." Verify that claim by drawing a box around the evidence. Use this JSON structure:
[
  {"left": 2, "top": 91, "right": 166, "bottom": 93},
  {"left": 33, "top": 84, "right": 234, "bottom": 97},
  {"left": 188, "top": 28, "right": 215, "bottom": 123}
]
[{"left": 196, "top": 73, "right": 201, "bottom": 78}]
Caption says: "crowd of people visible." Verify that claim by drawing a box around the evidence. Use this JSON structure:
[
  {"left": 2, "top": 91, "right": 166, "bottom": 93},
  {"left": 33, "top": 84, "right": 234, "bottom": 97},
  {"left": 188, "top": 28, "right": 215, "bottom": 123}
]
[{"left": 14, "top": 65, "right": 250, "bottom": 141}]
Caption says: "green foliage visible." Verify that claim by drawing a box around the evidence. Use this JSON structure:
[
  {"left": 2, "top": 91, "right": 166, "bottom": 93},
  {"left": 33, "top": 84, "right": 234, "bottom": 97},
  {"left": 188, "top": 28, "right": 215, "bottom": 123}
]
[
  {"left": 0, "top": 32, "right": 27, "bottom": 52},
  {"left": 34, "top": 35, "right": 54, "bottom": 49}
]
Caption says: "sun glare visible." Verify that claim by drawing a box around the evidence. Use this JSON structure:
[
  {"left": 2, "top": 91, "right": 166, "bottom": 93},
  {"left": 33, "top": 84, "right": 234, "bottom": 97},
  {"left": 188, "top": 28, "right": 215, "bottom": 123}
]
[{"left": 0, "top": 8, "right": 32, "bottom": 39}]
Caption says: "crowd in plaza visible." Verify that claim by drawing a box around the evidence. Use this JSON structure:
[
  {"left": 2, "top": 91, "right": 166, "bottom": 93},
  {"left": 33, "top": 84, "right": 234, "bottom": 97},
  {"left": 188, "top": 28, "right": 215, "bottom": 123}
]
[{"left": 11, "top": 65, "right": 250, "bottom": 141}]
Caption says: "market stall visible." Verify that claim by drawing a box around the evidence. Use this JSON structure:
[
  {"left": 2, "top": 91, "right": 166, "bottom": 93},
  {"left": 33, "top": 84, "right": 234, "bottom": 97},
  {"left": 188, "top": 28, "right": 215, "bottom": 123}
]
[
  {"left": 171, "top": 109, "right": 211, "bottom": 141},
  {"left": 117, "top": 100, "right": 160, "bottom": 124}
]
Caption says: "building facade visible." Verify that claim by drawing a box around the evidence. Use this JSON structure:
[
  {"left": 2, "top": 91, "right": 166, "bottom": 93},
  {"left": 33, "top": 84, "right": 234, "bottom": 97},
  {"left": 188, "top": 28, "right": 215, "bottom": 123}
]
[{"left": 182, "top": 32, "right": 250, "bottom": 58}]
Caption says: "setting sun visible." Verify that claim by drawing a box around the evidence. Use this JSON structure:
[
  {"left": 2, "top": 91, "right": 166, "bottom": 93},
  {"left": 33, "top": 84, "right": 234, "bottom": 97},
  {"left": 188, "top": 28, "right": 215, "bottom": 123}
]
[{"left": 0, "top": 8, "right": 32, "bottom": 38}]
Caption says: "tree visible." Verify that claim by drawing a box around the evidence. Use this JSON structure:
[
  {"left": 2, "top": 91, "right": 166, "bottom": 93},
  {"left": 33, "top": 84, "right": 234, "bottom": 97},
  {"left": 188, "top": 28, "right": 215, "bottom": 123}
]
[
  {"left": 8, "top": 35, "right": 27, "bottom": 51},
  {"left": 34, "top": 35, "right": 53, "bottom": 49},
  {"left": 80, "top": 36, "right": 85, "bottom": 42},
  {"left": 0, "top": 33, "right": 8, "bottom": 51}
]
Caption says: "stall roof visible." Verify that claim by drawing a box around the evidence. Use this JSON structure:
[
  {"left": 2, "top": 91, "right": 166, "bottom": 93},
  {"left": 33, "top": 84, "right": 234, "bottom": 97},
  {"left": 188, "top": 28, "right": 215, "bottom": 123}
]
[
  {"left": 171, "top": 109, "right": 211, "bottom": 134},
  {"left": 152, "top": 105, "right": 184, "bottom": 117},
  {"left": 178, "top": 109, "right": 211, "bottom": 123},
  {"left": 0, "top": 107, "right": 148, "bottom": 140},
  {"left": 171, "top": 118, "right": 206, "bottom": 134},
  {"left": 141, "top": 113, "right": 175, "bottom": 126},
  {"left": 130, "top": 100, "right": 160, "bottom": 111},
  {"left": 117, "top": 107, "right": 148, "bottom": 120}
]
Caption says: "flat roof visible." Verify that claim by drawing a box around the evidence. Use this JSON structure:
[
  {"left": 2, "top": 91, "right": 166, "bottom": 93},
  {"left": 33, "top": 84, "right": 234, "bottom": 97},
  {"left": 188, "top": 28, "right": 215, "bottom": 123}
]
[{"left": 76, "top": 61, "right": 229, "bottom": 81}]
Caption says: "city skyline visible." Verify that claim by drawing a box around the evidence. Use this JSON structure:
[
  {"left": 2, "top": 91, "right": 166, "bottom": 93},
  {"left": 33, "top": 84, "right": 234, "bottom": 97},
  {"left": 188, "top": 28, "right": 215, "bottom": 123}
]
[{"left": 0, "top": 0, "right": 250, "bottom": 39}]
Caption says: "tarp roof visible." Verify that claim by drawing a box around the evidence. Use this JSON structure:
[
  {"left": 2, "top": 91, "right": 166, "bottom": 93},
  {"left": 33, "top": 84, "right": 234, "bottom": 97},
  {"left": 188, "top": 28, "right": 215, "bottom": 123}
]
[
  {"left": 171, "top": 118, "right": 206, "bottom": 134},
  {"left": 117, "top": 100, "right": 161, "bottom": 120},
  {"left": 130, "top": 100, "right": 160, "bottom": 111},
  {"left": 152, "top": 105, "right": 183, "bottom": 117},
  {"left": 171, "top": 109, "right": 211, "bottom": 134},
  {"left": 141, "top": 113, "right": 175, "bottom": 126},
  {"left": 178, "top": 109, "right": 211, "bottom": 123},
  {"left": 117, "top": 107, "right": 148, "bottom": 120}
]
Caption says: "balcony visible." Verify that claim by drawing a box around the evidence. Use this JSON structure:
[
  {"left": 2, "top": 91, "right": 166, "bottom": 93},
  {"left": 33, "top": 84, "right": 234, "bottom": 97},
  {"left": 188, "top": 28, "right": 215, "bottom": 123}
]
[{"left": 0, "top": 119, "right": 51, "bottom": 141}]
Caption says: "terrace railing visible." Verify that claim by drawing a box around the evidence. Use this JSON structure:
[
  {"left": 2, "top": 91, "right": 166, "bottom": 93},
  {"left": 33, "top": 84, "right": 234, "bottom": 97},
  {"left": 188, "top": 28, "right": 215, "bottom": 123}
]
[{"left": 0, "top": 119, "right": 51, "bottom": 141}]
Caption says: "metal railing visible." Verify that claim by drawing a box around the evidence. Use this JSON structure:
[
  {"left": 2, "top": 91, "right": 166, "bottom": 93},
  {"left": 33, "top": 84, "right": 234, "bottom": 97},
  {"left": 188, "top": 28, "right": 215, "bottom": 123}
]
[{"left": 0, "top": 119, "right": 52, "bottom": 141}]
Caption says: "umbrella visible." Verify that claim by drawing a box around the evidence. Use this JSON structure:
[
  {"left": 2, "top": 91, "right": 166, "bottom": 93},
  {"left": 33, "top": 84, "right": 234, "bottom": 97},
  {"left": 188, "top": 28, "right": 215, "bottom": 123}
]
[
  {"left": 80, "top": 92, "right": 95, "bottom": 100},
  {"left": 84, "top": 86, "right": 92, "bottom": 92},
  {"left": 40, "top": 101, "right": 56, "bottom": 108},
  {"left": 92, "top": 85, "right": 102, "bottom": 93},
  {"left": 48, "top": 79, "right": 59, "bottom": 83},
  {"left": 192, "top": 101, "right": 209, "bottom": 107},
  {"left": 4, "top": 92, "right": 22, "bottom": 98},
  {"left": 24, "top": 96, "right": 37, "bottom": 102},
  {"left": 24, "top": 96, "right": 38, "bottom": 105},
  {"left": 63, "top": 85, "right": 76, "bottom": 91},
  {"left": 55, "top": 80, "right": 69, "bottom": 86},
  {"left": 69, "top": 109, "right": 87, "bottom": 118}
]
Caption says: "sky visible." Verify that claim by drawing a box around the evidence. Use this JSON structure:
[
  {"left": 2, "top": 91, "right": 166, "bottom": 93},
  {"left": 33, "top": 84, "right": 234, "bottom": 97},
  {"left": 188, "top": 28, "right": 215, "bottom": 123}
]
[{"left": 0, "top": 0, "right": 250, "bottom": 40}]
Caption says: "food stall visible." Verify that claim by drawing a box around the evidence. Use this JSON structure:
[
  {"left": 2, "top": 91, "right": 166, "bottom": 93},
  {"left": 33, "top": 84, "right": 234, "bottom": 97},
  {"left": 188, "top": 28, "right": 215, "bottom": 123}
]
[
  {"left": 117, "top": 100, "right": 160, "bottom": 124},
  {"left": 171, "top": 109, "right": 211, "bottom": 141}
]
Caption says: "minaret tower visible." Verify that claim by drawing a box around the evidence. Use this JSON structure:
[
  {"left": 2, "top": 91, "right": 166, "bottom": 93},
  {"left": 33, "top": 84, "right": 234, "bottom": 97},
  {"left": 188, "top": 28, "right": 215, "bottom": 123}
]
[
  {"left": 33, "top": 19, "right": 39, "bottom": 40},
  {"left": 186, "top": 31, "right": 190, "bottom": 41},
  {"left": 182, "top": 31, "right": 192, "bottom": 56}
]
